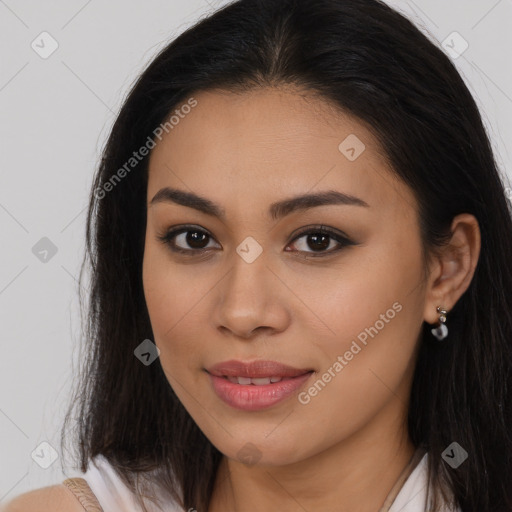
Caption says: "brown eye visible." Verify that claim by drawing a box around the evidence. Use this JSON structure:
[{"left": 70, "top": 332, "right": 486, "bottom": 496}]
[
  {"left": 183, "top": 230, "right": 210, "bottom": 249},
  {"left": 157, "top": 226, "right": 220, "bottom": 254},
  {"left": 298, "top": 232, "right": 331, "bottom": 252},
  {"left": 286, "top": 226, "right": 355, "bottom": 257}
]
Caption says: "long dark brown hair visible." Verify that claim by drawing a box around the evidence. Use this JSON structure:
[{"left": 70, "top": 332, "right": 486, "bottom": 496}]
[{"left": 61, "top": 0, "right": 512, "bottom": 510}]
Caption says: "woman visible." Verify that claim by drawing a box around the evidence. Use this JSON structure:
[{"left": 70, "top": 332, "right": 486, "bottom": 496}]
[{"left": 4, "top": 0, "right": 511, "bottom": 511}]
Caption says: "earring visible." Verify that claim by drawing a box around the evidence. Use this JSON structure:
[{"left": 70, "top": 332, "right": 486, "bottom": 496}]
[{"left": 431, "top": 306, "right": 448, "bottom": 340}]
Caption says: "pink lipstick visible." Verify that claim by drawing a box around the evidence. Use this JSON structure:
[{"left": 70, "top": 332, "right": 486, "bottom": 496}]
[{"left": 206, "top": 360, "right": 314, "bottom": 411}]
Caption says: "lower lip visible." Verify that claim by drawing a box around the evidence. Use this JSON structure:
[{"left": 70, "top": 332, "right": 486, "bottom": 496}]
[{"left": 207, "top": 372, "right": 313, "bottom": 411}]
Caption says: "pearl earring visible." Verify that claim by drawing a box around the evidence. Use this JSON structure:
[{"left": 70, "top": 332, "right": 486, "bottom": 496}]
[{"left": 431, "top": 306, "right": 448, "bottom": 340}]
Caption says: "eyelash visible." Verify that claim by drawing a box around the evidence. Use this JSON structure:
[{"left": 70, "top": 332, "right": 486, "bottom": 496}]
[{"left": 156, "top": 224, "right": 355, "bottom": 258}]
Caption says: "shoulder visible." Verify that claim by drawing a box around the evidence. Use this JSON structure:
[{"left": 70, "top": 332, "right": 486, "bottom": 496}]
[{"left": 0, "top": 484, "right": 85, "bottom": 512}]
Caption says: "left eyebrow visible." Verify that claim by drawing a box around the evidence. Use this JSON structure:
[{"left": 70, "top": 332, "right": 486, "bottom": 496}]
[
  {"left": 269, "top": 189, "right": 370, "bottom": 220},
  {"left": 149, "top": 187, "right": 370, "bottom": 221}
]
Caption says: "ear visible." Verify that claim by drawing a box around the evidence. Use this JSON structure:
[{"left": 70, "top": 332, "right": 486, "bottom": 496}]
[{"left": 423, "top": 213, "right": 481, "bottom": 324}]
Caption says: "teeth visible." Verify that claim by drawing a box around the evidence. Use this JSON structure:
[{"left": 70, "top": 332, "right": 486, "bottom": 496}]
[
  {"left": 225, "top": 376, "right": 285, "bottom": 385},
  {"left": 251, "top": 377, "right": 271, "bottom": 385}
]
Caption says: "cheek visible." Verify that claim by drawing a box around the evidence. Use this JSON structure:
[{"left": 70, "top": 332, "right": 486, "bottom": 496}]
[
  {"left": 297, "top": 234, "right": 424, "bottom": 426},
  {"left": 317, "top": 222, "right": 424, "bottom": 351},
  {"left": 142, "top": 243, "right": 214, "bottom": 377}
]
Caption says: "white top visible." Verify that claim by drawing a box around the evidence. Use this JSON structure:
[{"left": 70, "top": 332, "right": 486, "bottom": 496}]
[
  {"left": 82, "top": 453, "right": 461, "bottom": 512},
  {"left": 82, "top": 455, "right": 181, "bottom": 512},
  {"left": 388, "top": 454, "right": 460, "bottom": 512}
]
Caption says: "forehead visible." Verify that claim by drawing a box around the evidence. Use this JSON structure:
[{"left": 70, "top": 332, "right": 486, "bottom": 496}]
[{"left": 146, "top": 87, "right": 413, "bottom": 218}]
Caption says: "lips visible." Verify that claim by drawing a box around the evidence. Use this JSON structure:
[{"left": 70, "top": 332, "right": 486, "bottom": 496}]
[
  {"left": 205, "top": 360, "right": 314, "bottom": 411},
  {"left": 206, "top": 359, "right": 313, "bottom": 379}
]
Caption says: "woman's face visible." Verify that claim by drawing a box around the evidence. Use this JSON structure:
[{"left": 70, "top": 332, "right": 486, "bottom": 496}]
[{"left": 142, "top": 86, "right": 429, "bottom": 466}]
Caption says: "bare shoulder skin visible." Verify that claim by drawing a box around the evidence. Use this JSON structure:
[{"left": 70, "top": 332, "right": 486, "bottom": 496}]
[{"left": 1, "top": 484, "right": 85, "bottom": 512}]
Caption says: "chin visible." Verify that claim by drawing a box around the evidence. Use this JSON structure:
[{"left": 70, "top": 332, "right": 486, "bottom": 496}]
[{"left": 211, "top": 432, "right": 309, "bottom": 467}]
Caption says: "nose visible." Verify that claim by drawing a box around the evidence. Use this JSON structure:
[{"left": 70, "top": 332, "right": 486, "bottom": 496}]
[{"left": 212, "top": 250, "right": 290, "bottom": 340}]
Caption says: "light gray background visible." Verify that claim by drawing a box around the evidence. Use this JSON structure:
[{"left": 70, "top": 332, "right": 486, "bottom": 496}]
[{"left": 1, "top": 0, "right": 511, "bottom": 502}]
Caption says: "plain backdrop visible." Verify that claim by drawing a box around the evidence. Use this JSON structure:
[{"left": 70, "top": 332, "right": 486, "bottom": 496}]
[{"left": 1, "top": 0, "right": 511, "bottom": 502}]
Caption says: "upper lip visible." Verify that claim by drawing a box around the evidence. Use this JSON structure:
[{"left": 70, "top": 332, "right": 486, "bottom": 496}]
[{"left": 206, "top": 360, "right": 313, "bottom": 378}]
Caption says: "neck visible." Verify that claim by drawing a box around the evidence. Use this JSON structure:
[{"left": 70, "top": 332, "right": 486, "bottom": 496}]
[{"left": 208, "top": 402, "right": 417, "bottom": 512}]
